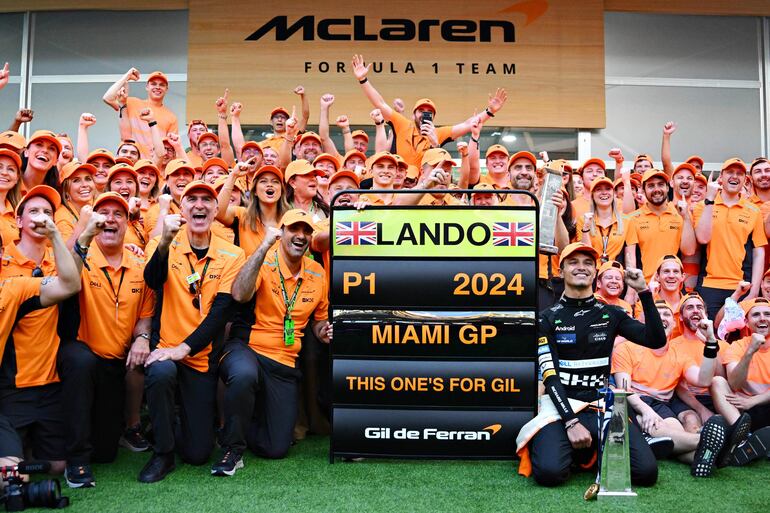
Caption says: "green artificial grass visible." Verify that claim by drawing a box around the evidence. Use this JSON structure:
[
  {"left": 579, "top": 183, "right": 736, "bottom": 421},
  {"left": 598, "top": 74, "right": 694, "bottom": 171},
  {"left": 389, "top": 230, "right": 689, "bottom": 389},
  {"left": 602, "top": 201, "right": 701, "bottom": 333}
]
[{"left": 48, "top": 436, "right": 768, "bottom": 513}]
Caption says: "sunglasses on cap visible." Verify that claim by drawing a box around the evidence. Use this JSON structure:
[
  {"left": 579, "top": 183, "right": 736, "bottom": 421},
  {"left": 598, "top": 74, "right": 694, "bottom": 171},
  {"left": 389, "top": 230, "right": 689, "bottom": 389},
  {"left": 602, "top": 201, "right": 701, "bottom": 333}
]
[
  {"left": 32, "top": 266, "right": 43, "bottom": 278},
  {"left": 190, "top": 120, "right": 206, "bottom": 127}
]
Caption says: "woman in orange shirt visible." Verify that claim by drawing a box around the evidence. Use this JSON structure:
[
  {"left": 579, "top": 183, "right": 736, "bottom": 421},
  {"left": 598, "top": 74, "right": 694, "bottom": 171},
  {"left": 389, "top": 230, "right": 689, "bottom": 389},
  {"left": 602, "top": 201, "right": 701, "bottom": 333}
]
[
  {"left": 0, "top": 149, "right": 22, "bottom": 245},
  {"left": 576, "top": 177, "right": 626, "bottom": 263},
  {"left": 55, "top": 160, "right": 97, "bottom": 247}
]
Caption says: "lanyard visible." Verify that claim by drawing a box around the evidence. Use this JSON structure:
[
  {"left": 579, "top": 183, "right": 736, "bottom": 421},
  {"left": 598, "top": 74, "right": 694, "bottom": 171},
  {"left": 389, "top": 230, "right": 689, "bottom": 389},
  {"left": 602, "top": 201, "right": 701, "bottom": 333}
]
[
  {"left": 597, "top": 223, "right": 612, "bottom": 262},
  {"left": 100, "top": 267, "right": 126, "bottom": 321},
  {"left": 187, "top": 254, "right": 211, "bottom": 315},
  {"left": 276, "top": 251, "right": 302, "bottom": 320},
  {"left": 131, "top": 220, "right": 146, "bottom": 247}
]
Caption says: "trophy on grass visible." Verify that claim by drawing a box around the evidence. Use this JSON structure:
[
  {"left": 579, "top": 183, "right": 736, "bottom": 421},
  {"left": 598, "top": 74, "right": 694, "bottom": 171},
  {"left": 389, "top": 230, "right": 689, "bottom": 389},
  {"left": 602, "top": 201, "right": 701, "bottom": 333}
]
[{"left": 538, "top": 161, "right": 563, "bottom": 254}]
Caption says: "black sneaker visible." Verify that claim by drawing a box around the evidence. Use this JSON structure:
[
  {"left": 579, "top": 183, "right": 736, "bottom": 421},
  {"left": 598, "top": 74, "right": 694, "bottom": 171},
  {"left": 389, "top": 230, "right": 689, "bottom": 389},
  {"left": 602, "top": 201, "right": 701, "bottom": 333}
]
[
  {"left": 120, "top": 424, "right": 150, "bottom": 452},
  {"left": 718, "top": 413, "right": 752, "bottom": 467},
  {"left": 138, "top": 452, "right": 175, "bottom": 483},
  {"left": 211, "top": 448, "right": 244, "bottom": 477},
  {"left": 691, "top": 414, "right": 727, "bottom": 477},
  {"left": 644, "top": 433, "right": 675, "bottom": 460},
  {"left": 64, "top": 464, "right": 95, "bottom": 488},
  {"left": 728, "top": 426, "right": 770, "bottom": 466}
]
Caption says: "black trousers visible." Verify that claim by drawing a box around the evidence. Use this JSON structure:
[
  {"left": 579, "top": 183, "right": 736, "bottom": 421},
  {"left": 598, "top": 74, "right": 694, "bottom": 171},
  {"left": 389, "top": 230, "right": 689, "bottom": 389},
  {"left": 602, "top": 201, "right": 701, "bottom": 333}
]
[
  {"left": 529, "top": 409, "right": 658, "bottom": 487},
  {"left": 0, "top": 383, "right": 65, "bottom": 461},
  {"left": 748, "top": 403, "right": 770, "bottom": 431},
  {"left": 145, "top": 360, "right": 216, "bottom": 465},
  {"left": 58, "top": 340, "right": 125, "bottom": 464},
  {"left": 698, "top": 286, "right": 734, "bottom": 321},
  {"left": 219, "top": 343, "right": 301, "bottom": 459}
]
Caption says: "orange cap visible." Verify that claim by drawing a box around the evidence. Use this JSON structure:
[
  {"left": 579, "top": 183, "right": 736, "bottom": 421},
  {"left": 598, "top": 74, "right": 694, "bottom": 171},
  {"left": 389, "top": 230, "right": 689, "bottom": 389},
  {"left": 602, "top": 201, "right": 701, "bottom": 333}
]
[
  {"left": 742, "top": 297, "right": 770, "bottom": 316},
  {"left": 642, "top": 168, "right": 670, "bottom": 184},
  {"left": 27, "top": 130, "right": 62, "bottom": 154},
  {"left": 473, "top": 183, "right": 496, "bottom": 192},
  {"left": 285, "top": 159, "right": 322, "bottom": 182},
  {"left": 241, "top": 141, "right": 263, "bottom": 153},
  {"left": 329, "top": 169, "right": 360, "bottom": 188},
  {"left": 343, "top": 149, "right": 367, "bottom": 166},
  {"left": 0, "top": 148, "right": 22, "bottom": 169},
  {"left": 694, "top": 173, "right": 707, "bottom": 185},
  {"left": 164, "top": 159, "right": 195, "bottom": 179},
  {"left": 16, "top": 185, "right": 61, "bottom": 216},
  {"left": 686, "top": 155, "right": 705, "bottom": 169},
  {"left": 392, "top": 153, "right": 409, "bottom": 170},
  {"left": 367, "top": 151, "right": 400, "bottom": 170},
  {"left": 146, "top": 71, "right": 168, "bottom": 84},
  {"left": 107, "top": 162, "right": 138, "bottom": 182},
  {"left": 213, "top": 175, "right": 245, "bottom": 194},
  {"left": 93, "top": 191, "right": 129, "bottom": 214},
  {"left": 133, "top": 159, "right": 161, "bottom": 178},
  {"left": 413, "top": 98, "right": 436, "bottom": 113},
  {"left": 421, "top": 148, "right": 456, "bottom": 168},
  {"left": 678, "top": 292, "right": 705, "bottom": 314},
  {"left": 297, "top": 131, "right": 322, "bottom": 146},
  {"left": 590, "top": 177, "right": 614, "bottom": 192},
  {"left": 0, "top": 131, "right": 26, "bottom": 150},
  {"left": 181, "top": 180, "right": 217, "bottom": 200},
  {"left": 406, "top": 165, "right": 419, "bottom": 179},
  {"left": 722, "top": 157, "right": 747, "bottom": 173},
  {"left": 201, "top": 157, "right": 229, "bottom": 173},
  {"left": 351, "top": 130, "right": 369, "bottom": 142},
  {"left": 579, "top": 158, "right": 606, "bottom": 174},
  {"left": 655, "top": 254, "right": 683, "bottom": 273},
  {"left": 634, "top": 154, "right": 653, "bottom": 165},
  {"left": 313, "top": 153, "right": 341, "bottom": 171},
  {"left": 255, "top": 165, "right": 284, "bottom": 182},
  {"left": 197, "top": 132, "right": 219, "bottom": 146},
  {"left": 279, "top": 208, "right": 317, "bottom": 232},
  {"left": 86, "top": 148, "right": 115, "bottom": 164},
  {"left": 485, "top": 144, "right": 509, "bottom": 159},
  {"left": 598, "top": 260, "right": 625, "bottom": 278},
  {"left": 550, "top": 159, "right": 573, "bottom": 173},
  {"left": 270, "top": 106, "right": 290, "bottom": 119},
  {"left": 559, "top": 242, "right": 599, "bottom": 267},
  {"left": 508, "top": 151, "right": 537, "bottom": 168},
  {"left": 60, "top": 161, "right": 97, "bottom": 182},
  {"left": 672, "top": 163, "right": 697, "bottom": 178}
]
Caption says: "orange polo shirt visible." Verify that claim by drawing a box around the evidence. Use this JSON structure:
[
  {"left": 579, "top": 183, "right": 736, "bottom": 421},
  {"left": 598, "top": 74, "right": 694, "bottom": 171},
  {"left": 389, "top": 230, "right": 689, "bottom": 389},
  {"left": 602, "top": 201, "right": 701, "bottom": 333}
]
[
  {"left": 389, "top": 112, "right": 453, "bottom": 168},
  {"left": 123, "top": 219, "right": 147, "bottom": 249},
  {"left": 0, "top": 200, "right": 18, "bottom": 245},
  {"left": 211, "top": 220, "right": 235, "bottom": 245},
  {"left": 575, "top": 213, "right": 627, "bottom": 262},
  {"left": 692, "top": 195, "right": 767, "bottom": 289},
  {"left": 126, "top": 97, "right": 179, "bottom": 159},
  {"left": 77, "top": 244, "right": 154, "bottom": 359},
  {"left": 146, "top": 229, "right": 245, "bottom": 373},
  {"left": 723, "top": 336, "right": 770, "bottom": 396},
  {"left": 360, "top": 192, "right": 395, "bottom": 206},
  {"left": 258, "top": 135, "right": 284, "bottom": 153},
  {"left": 0, "top": 243, "right": 59, "bottom": 388},
  {"left": 670, "top": 334, "right": 728, "bottom": 396},
  {"left": 418, "top": 192, "right": 462, "bottom": 206},
  {"left": 595, "top": 293, "right": 633, "bottom": 316},
  {"left": 0, "top": 277, "right": 42, "bottom": 356},
  {"left": 611, "top": 342, "right": 686, "bottom": 402},
  {"left": 247, "top": 249, "right": 329, "bottom": 368},
  {"left": 54, "top": 204, "right": 83, "bottom": 243},
  {"left": 143, "top": 201, "right": 180, "bottom": 242},
  {"left": 625, "top": 203, "right": 685, "bottom": 281},
  {"left": 572, "top": 196, "right": 591, "bottom": 219}
]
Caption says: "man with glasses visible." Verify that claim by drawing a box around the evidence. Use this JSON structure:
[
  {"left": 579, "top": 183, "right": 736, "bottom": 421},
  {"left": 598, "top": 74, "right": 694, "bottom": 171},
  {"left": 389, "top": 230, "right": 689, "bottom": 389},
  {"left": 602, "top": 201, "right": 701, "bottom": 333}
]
[{"left": 140, "top": 181, "right": 245, "bottom": 483}]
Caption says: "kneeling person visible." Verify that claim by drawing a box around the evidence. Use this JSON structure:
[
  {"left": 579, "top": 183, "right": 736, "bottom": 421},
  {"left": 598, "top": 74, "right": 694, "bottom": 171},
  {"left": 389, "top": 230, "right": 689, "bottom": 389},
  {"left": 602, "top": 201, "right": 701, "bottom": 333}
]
[{"left": 215, "top": 209, "right": 330, "bottom": 476}]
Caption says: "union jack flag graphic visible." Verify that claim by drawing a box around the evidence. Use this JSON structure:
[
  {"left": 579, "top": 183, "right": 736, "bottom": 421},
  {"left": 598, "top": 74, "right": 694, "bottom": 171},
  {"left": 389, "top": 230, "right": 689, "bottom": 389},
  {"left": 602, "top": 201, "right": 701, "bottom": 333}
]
[
  {"left": 335, "top": 221, "right": 378, "bottom": 245},
  {"left": 492, "top": 222, "right": 534, "bottom": 246}
]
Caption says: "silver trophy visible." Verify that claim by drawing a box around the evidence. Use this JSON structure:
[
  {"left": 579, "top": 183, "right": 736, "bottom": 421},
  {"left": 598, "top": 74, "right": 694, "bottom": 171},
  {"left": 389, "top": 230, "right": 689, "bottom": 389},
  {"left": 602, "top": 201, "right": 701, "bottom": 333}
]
[
  {"left": 538, "top": 164, "right": 563, "bottom": 254},
  {"left": 599, "top": 390, "right": 637, "bottom": 499}
]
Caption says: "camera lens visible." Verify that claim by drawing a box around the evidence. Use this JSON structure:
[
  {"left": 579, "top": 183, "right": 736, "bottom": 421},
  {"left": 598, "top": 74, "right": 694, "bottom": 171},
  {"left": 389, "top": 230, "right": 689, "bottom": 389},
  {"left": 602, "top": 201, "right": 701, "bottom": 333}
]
[{"left": 23, "top": 479, "right": 61, "bottom": 508}]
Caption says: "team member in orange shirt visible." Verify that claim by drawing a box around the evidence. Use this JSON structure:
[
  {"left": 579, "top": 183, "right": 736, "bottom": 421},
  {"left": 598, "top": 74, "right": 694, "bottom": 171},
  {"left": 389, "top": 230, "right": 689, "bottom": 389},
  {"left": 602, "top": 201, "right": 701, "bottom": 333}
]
[
  {"left": 350, "top": 54, "right": 507, "bottom": 168},
  {"left": 712, "top": 299, "right": 770, "bottom": 433},
  {"left": 57, "top": 192, "right": 154, "bottom": 488},
  {"left": 139, "top": 181, "right": 245, "bottom": 483},
  {"left": 185, "top": 120, "right": 208, "bottom": 167},
  {"left": 217, "top": 164, "right": 288, "bottom": 257},
  {"left": 694, "top": 159, "right": 767, "bottom": 318},
  {"left": 571, "top": 158, "right": 606, "bottom": 218},
  {"left": 285, "top": 159, "right": 329, "bottom": 221},
  {"left": 0, "top": 148, "right": 22, "bottom": 245},
  {"left": 594, "top": 261, "right": 633, "bottom": 316},
  {"left": 134, "top": 159, "right": 161, "bottom": 211},
  {"left": 613, "top": 315, "right": 729, "bottom": 476},
  {"left": 103, "top": 69, "right": 179, "bottom": 159},
  {"left": 23, "top": 130, "right": 61, "bottom": 192},
  {"left": 83, "top": 147, "right": 116, "bottom": 194},
  {"left": 55, "top": 161, "right": 98, "bottom": 248},
  {"left": 576, "top": 177, "right": 626, "bottom": 263},
  {"left": 624, "top": 169, "right": 696, "bottom": 282},
  {"left": 214, "top": 210, "right": 330, "bottom": 476},
  {"left": 106, "top": 163, "right": 145, "bottom": 249}
]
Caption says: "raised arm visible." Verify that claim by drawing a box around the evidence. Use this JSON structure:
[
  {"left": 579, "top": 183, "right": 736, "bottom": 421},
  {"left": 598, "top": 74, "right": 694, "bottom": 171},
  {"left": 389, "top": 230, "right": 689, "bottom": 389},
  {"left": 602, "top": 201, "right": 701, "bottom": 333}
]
[
  {"left": 318, "top": 94, "right": 340, "bottom": 156},
  {"left": 456, "top": 142, "right": 470, "bottom": 189},
  {"left": 728, "top": 333, "right": 765, "bottom": 391},
  {"left": 215, "top": 89, "right": 235, "bottom": 166},
  {"left": 230, "top": 102, "right": 245, "bottom": 159},
  {"left": 77, "top": 113, "right": 96, "bottom": 162},
  {"left": 217, "top": 159, "right": 254, "bottom": 226},
  {"left": 140, "top": 108, "right": 166, "bottom": 163},
  {"left": 336, "top": 115, "right": 354, "bottom": 153},
  {"left": 695, "top": 174, "right": 720, "bottom": 245},
  {"left": 615, "top": 269, "right": 667, "bottom": 349},
  {"left": 351, "top": 54, "right": 394, "bottom": 120},
  {"left": 683, "top": 319, "right": 720, "bottom": 388},
  {"left": 661, "top": 122, "right": 677, "bottom": 177},
  {"left": 8, "top": 109, "right": 33, "bottom": 133},
  {"left": 35, "top": 214, "right": 83, "bottom": 307},
  {"left": 450, "top": 89, "right": 507, "bottom": 139},
  {"left": 467, "top": 115, "right": 482, "bottom": 187},
  {"left": 393, "top": 164, "right": 449, "bottom": 205},
  {"left": 371, "top": 109, "right": 389, "bottom": 153},
  {"left": 116, "top": 86, "right": 132, "bottom": 140},
  {"left": 103, "top": 68, "right": 140, "bottom": 111},
  {"left": 294, "top": 86, "right": 309, "bottom": 132},
  {"left": 277, "top": 107, "right": 299, "bottom": 170},
  {"left": 232, "top": 228, "right": 282, "bottom": 302},
  {"left": 676, "top": 200, "right": 697, "bottom": 256}
]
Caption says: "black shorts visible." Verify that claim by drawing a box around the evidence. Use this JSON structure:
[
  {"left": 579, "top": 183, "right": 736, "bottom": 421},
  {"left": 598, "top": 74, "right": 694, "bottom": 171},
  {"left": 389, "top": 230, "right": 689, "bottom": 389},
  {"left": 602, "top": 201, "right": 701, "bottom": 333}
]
[
  {"left": 0, "top": 383, "right": 65, "bottom": 460},
  {"left": 669, "top": 393, "right": 715, "bottom": 416},
  {"left": 0, "top": 414, "right": 22, "bottom": 458},
  {"left": 638, "top": 396, "right": 677, "bottom": 420}
]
